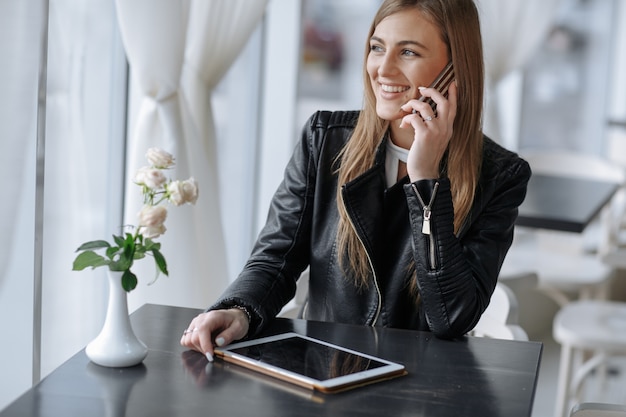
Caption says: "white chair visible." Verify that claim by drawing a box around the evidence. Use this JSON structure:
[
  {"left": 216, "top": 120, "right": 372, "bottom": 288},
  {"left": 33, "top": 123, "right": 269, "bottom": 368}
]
[
  {"left": 570, "top": 402, "right": 626, "bottom": 417},
  {"left": 553, "top": 300, "right": 626, "bottom": 417},
  {"left": 600, "top": 180, "right": 626, "bottom": 271},
  {"left": 500, "top": 150, "right": 626, "bottom": 307},
  {"left": 469, "top": 280, "right": 534, "bottom": 341}
]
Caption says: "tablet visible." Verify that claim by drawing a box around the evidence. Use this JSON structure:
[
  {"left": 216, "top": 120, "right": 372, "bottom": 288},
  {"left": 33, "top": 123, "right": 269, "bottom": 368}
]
[{"left": 214, "top": 332, "right": 406, "bottom": 393}]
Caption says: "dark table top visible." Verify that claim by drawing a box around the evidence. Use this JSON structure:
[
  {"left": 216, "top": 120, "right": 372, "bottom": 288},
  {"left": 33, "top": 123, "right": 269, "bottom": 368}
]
[
  {"left": 1, "top": 304, "right": 543, "bottom": 417},
  {"left": 516, "top": 173, "right": 620, "bottom": 233}
]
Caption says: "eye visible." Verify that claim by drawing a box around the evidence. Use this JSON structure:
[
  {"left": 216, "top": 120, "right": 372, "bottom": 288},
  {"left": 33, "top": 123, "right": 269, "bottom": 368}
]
[
  {"left": 401, "top": 49, "right": 419, "bottom": 57},
  {"left": 369, "top": 43, "right": 384, "bottom": 53}
]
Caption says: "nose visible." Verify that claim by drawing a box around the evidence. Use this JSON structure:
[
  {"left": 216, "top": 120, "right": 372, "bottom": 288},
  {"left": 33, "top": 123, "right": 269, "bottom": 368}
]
[{"left": 377, "top": 52, "right": 398, "bottom": 77}]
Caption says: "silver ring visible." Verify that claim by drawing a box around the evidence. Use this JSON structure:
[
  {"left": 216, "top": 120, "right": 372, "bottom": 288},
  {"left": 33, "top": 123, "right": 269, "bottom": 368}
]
[
  {"left": 183, "top": 327, "right": 197, "bottom": 335},
  {"left": 423, "top": 116, "right": 433, "bottom": 122}
]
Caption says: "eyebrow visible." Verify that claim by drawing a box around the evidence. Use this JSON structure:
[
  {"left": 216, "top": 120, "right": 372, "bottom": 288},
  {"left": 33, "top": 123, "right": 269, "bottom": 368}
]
[{"left": 370, "top": 36, "right": 428, "bottom": 50}]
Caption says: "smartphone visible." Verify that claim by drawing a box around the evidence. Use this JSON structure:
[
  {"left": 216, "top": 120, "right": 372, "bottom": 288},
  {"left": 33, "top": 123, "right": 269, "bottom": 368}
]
[{"left": 418, "top": 61, "right": 454, "bottom": 112}]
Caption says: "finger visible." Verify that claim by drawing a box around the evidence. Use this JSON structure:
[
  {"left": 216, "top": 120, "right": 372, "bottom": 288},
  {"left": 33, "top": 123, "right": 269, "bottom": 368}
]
[
  {"left": 400, "top": 99, "right": 431, "bottom": 117},
  {"left": 180, "top": 314, "right": 212, "bottom": 350},
  {"left": 197, "top": 326, "right": 217, "bottom": 361},
  {"left": 400, "top": 99, "right": 440, "bottom": 128},
  {"left": 421, "top": 112, "right": 436, "bottom": 122},
  {"left": 193, "top": 310, "right": 238, "bottom": 360},
  {"left": 213, "top": 326, "right": 241, "bottom": 349},
  {"left": 180, "top": 324, "right": 198, "bottom": 345}
]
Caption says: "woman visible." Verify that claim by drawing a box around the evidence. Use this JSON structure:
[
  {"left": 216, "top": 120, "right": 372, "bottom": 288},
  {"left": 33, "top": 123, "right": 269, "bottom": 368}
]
[{"left": 181, "top": 0, "right": 530, "bottom": 361}]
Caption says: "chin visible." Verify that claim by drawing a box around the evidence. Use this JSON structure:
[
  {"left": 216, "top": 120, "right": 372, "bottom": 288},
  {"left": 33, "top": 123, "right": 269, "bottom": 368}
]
[{"left": 376, "top": 105, "right": 404, "bottom": 122}]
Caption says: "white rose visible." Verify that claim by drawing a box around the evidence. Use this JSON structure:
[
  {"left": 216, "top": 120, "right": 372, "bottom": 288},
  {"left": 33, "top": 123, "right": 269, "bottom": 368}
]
[
  {"left": 134, "top": 166, "right": 167, "bottom": 190},
  {"left": 181, "top": 177, "right": 199, "bottom": 204},
  {"left": 146, "top": 148, "right": 175, "bottom": 169},
  {"left": 138, "top": 224, "right": 167, "bottom": 239},
  {"left": 167, "top": 181, "right": 185, "bottom": 206},
  {"left": 138, "top": 205, "right": 168, "bottom": 228},
  {"left": 167, "top": 178, "right": 198, "bottom": 206}
]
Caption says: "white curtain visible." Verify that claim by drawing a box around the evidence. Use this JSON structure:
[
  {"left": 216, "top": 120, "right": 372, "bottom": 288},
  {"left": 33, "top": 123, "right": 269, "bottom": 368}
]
[
  {"left": 0, "top": 1, "right": 41, "bottom": 406},
  {"left": 115, "top": 0, "right": 268, "bottom": 311},
  {"left": 1, "top": 0, "right": 130, "bottom": 403},
  {"left": 477, "top": 0, "right": 562, "bottom": 143}
]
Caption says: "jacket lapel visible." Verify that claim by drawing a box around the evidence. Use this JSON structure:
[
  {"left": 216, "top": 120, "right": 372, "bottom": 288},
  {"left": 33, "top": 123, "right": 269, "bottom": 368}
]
[{"left": 341, "top": 164, "right": 386, "bottom": 259}]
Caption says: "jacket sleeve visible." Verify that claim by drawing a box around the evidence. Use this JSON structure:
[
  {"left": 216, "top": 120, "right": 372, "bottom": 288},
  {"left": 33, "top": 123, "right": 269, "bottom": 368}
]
[
  {"left": 404, "top": 156, "right": 531, "bottom": 339},
  {"left": 207, "top": 112, "right": 329, "bottom": 337}
]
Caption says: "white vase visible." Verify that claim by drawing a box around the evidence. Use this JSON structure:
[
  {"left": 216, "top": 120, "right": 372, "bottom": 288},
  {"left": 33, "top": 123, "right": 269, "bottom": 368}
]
[{"left": 86, "top": 271, "right": 148, "bottom": 367}]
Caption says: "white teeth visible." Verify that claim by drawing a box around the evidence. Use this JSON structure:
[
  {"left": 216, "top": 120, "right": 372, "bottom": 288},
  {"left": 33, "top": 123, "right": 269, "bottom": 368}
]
[{"left": 381, "top": 84, "right": 409, "bottom": 93}]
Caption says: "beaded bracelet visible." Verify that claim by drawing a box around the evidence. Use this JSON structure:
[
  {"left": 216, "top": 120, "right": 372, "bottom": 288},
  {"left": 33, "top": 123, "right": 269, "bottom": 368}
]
[{"left": 231, "top": 305, "right": 252, "bottom": 325}]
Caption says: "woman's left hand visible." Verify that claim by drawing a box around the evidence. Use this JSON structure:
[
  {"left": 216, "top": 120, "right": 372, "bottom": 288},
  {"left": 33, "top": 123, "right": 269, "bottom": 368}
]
[{"left": 399, "top": 80, "right": 457, "bottom": 181}]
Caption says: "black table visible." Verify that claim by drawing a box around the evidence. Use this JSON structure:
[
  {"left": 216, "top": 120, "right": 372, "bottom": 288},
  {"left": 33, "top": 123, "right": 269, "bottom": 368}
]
[
  {"left": 1, "top": 304, "right": 543, "bottom": 417},
  {"left": 516, "top": 173, "right": 620, "bottom": 233}
]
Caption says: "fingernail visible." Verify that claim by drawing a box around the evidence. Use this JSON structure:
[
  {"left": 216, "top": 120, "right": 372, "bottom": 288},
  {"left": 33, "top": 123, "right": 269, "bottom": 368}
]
[
  {"left": 418, "top": 86, "right": 426, "bottom": 90},
  {"left": 205, "top": 352, "right": 214, "bottom": 362},
  {"left": 215, "top": 337, "right": 226, "bottom": 347}
]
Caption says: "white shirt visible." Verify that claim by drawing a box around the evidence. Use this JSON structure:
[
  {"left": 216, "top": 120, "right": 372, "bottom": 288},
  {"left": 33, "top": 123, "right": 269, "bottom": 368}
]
[{"left": 385, "top": 140, "right": 409, "bottom": 188}]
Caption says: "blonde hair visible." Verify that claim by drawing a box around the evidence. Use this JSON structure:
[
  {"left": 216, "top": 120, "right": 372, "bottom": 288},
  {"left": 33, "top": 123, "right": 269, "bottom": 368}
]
[{"left": 336, "top": 0, "right": 484, "bottom": 288}]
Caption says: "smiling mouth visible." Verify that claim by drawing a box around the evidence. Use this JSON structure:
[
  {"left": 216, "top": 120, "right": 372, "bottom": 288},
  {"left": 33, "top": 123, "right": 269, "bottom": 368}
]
[{"left": 380, "top": 84, "right": 410, "bottom": 93}]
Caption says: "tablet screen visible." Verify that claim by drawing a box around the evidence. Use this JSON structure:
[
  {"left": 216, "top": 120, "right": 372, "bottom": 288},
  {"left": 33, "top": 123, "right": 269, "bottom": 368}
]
[
  {"left": 228, "top": 335, "right": 387, "bottom": 380},
  {"left": 215, "top": 332, "right": 406, "bottom": 392}
]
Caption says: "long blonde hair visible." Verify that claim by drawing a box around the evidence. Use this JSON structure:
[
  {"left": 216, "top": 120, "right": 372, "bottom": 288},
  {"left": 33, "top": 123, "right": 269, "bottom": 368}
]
[{"left": 336, "top": 0, "right": 484, "bottom": 288}]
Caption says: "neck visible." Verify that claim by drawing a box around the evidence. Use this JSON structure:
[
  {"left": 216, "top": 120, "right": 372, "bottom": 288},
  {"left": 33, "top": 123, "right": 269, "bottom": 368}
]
[{"left": 389, "top": 120, "right": 413, "bottom": 150}]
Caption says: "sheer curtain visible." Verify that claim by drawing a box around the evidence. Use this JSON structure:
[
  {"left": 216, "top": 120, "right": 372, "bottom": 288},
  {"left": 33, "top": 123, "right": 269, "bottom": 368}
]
[
  {"left": 40, "top": 0, "right": 131, "bottom": 379},
  {"left": 1, "top": 0, "right": 129, "bottom": 406},
  {"left": 478, "top": 0, "right": 562, "bottom": 146},
  {"left": 0, "top": 1, "right": 42, "bottom": 406},
  {"left": 115, "top": 0, "right": 268, "bottom": 311}
]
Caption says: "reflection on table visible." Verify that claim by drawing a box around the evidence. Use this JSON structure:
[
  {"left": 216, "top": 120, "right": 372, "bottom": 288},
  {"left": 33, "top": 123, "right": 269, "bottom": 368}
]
[{"left": 0, "top": 304, "right": 543, "bottom": 417}]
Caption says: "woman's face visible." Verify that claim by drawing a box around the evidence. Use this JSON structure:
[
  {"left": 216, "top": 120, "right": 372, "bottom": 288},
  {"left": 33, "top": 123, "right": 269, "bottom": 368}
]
[{"left": 367, "top": 9, "right": 450, "bottom": 121}]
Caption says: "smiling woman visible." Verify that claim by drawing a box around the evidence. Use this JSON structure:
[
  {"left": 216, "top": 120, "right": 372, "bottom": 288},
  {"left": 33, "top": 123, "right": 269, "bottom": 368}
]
[{"left": 180, "top": 0, "right": 531, "bottom": 361}]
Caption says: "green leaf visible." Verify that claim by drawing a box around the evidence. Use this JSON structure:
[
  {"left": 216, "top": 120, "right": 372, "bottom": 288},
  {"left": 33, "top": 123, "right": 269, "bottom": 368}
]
[
  {"left": 112, "top": 234, "right": 126, "bottom": 247},
  {"left": 72, "top": 251, "right": 109, "bottom": 270},
  {"left": 117, "top": 234, "right": 135, "bottom": 262},
  {"left": 110, "top": 252, "right": 133, "bottom": 271},
  {"left": 105, "top": 246, "right": 121, "bottom": 260},
  {"left": 152, "top": 248, "right": 168, "bottom": 276},
  {"left": 143, "top": 238, "right": 161, "bottom": 251},
  {"left": 75, "top": 240, "right": 110, "bottom": 252},
  {"left": 121, "top": 270, "right": 138, "bottom": 292},
  {"left": 133, "top": 251, "right": 147, "bottom": 261}
]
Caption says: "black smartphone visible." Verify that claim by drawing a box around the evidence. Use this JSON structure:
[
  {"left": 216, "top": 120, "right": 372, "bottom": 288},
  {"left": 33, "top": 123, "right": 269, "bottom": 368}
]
[{"left": 417, "top": 61, "right": 454, "bottom": 112}]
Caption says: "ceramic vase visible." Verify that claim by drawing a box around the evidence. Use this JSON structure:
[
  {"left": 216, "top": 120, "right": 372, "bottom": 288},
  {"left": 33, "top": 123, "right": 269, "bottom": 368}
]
[{"left": 86, "top": 271, "right": 148, "bottom": 367}]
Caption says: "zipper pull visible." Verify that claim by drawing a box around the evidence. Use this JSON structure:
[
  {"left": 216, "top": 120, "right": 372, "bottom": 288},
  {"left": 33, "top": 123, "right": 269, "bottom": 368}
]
[
  {"left": 422, "top": 207, "right": 431, "bottom": 235},
  {"left": 412, "top": 182, "right": 439, "bottom": 236}
]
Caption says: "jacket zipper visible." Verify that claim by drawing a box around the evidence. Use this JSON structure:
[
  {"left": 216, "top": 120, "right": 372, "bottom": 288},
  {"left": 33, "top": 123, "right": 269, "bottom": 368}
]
[
  {"left": 412, "top": 182, "right": 439, "bottom": 270},
  {"left": 342, "top": 195, "right": 383, "bottom": 326}
]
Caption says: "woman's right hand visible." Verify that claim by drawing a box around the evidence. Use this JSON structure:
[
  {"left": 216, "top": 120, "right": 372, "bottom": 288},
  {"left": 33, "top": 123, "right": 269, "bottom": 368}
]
[
  {"left": 399, "top": 80, "right": 457, "bottom": 181},
  {"left": 180, "top": 308, "right": 250, "bottom": 361}
]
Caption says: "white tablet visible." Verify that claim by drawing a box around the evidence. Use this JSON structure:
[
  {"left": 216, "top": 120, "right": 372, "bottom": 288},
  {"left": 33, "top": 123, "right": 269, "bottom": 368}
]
[{"left": 214, "top": 332, "right": 406, "bottom": 393}]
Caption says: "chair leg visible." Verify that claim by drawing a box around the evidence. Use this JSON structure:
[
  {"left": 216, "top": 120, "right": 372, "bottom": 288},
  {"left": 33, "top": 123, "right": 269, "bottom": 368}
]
[
  {"left": 539, "top": 285, "right": 571, "bottom": 307},
  {"left": 555, "top": 344, "right": 574, "bottom": 417},
  {"left": 570, "top": 351, "right": 608, "bottom": 403}
]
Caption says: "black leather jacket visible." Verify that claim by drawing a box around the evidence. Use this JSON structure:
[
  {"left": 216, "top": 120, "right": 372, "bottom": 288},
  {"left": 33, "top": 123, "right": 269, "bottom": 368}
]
[{"left": 211, "top": 110, "right": 531, "bottom": 339}]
